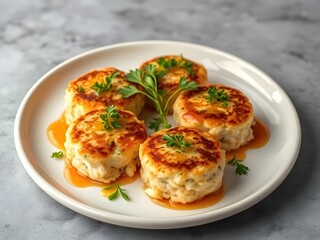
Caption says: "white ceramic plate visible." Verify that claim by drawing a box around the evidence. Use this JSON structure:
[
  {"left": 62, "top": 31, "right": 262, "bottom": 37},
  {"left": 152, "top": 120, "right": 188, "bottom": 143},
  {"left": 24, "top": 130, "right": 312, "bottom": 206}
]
[{"left": 14, "top": 41, "right": 301, "bottom": 229}]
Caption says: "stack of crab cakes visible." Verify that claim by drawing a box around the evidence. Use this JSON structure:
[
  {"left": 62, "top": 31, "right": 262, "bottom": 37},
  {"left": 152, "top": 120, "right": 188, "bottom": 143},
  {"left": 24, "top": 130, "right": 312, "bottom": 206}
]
[
  {"left": 173, "top": 84, "right": 254, "bottom": 151},
  {"left": 64, "top": 67, "right": 145, "bottom": 125}
]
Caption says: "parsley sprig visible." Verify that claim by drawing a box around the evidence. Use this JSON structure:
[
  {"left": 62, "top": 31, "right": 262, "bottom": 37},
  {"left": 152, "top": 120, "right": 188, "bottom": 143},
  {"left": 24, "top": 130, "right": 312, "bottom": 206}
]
[
  {"left": 100, "top": 105, "right": 121, "bottom": 130},
  {"left": 118, "top": 65, "right": 198, "bottom": 131},
  {"left": 228, "top": 154, "right": 250, "bottom": 175},
  {"left": 163, "top": 133, "right": 190, "bottom": 152},
  {"left": 102, "top": 185, "right": 130, "bottom": 201},
  {"left": 51, "top": 151, "right": 64, "bottom": 158},
  {"left": 91, "top": 71, "right": 119, "bottom": 95},
  {"left": 206, "top": 87, "right": 229, "bottom": 107}
]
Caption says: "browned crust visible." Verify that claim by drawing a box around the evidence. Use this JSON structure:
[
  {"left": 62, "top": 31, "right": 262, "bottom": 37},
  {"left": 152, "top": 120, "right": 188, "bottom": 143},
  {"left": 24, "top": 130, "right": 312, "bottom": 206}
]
[
  {"left": 69, "top": 109, "right": 147, "bottom": 159},
  {"left": 68, "top": 67, "right": 142, "bottom": 109},
  {"left": 178, "top": 84, "right": 253, "bottom": 126},
  {"left": 142, "top": 126, "right": 222, "bottom": 170}
]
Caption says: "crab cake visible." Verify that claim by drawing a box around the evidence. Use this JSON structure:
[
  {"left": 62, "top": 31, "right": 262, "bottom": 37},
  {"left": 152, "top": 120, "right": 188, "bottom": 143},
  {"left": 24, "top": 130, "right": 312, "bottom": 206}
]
[
  {"left": 64, "top": 67, "right": 145, "bottom": 125},
  {"left": 139, "top": 126, "right": 225, "bottom": 204},
  {"left": 140, "top": 55, "right": 207, "bottom": 113},
  {"left": 64, "top": 107, "right": 147, "bottom": 183},
  {"left": 173, "top": 84, "right": 254, "bottom": 151}
]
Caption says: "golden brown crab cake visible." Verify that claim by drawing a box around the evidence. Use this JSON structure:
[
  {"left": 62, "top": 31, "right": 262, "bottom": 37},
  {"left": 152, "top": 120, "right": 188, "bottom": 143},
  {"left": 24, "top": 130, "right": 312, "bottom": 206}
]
[
  {"left": 140, "top": 55, "right": 207, "bottom": 113},
  {"left": 64, "top": 108, "right": 147, "bottom": 183},
  {"left": 64, "top": 67, "right": 145, "bottom": 125},
  {"left": 173, "top": 84, "right": 254, "bottom": 151},
  {"left": 139, "top": 126, "right": 225, "bottom": 204}
]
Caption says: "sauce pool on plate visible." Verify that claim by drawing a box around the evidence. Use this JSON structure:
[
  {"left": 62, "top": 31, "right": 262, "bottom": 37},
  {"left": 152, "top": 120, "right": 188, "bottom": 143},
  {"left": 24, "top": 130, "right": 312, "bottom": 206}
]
[
  {"left": 226, "top": 118, "right": 270, "bottom": 160},
  {"left": 150, "top": 184, "right": 225, "bottom": 210},
  {"left": 64, "top": 163, "right": 140, "bottom": 188}
]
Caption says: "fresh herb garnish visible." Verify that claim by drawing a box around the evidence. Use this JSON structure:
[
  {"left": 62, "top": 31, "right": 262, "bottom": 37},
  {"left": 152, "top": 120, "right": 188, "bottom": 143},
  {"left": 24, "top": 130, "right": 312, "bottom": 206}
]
[
  {"left": 51, "top": 151, "right": 64, "bottom": 158},
  {"left": 118, "top": 65, "right": 198, "bottom": 131},
  {"left": 179, "top": 76, "right": 198, "bottom": 90},
  {"left": 206, "top": 87, "right": 229, "bottom": 107},
  {"left": 180, "top": 58, "right": 194, "bottom": 75},
  {"left": 228, "top": 154, "right": 250, "bottom": 175},
  {"left": 163, "top": 133, "right": 190, "bottom": 152},
  {"left": 77, "top": 86, "right": 84, "bottom": 93},
  {"left": 100, "top": 105, "right": 121, "bottom": 130},
  {"left": 102, "top": 185, "right": 130, "bottom": 201},
  {"left": 157, "top": 55, "right": 194, "bottom": 75},
  {"left": 148, "top": 117, "right": 162, "bottom": 132},
  {"left": 221, "top": 102, "right": 229, "bottom": 107},
  {"left": 157, "top": 57, "right": 178, "bottom": 69},
  {"left": 90, "top": 71, "right": 119, "bottom": 95}
]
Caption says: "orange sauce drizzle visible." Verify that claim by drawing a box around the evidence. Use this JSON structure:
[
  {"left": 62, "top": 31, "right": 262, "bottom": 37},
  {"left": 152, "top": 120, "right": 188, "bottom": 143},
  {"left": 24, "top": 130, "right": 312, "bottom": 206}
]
[
  {"left": 47, "top": 113, "right": 269, "bottom": 210},
  {"left": 226, "top": 118, "right": 270, "bottom": 160},
  {"left": 150, "top": 183, "right": 224, "bottom": 210},
  {"left": 47, "top": 113, "right": 68, "bottom": 151},
  {"left": 64, "top": 163, "right": 139, "bottom": 188}
]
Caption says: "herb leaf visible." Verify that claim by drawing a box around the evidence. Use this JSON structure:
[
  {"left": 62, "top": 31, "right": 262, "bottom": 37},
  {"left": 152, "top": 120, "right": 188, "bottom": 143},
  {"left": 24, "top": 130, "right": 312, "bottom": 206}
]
[
  {"left": 228, "top": 155, "right": 250, "bottom": 175},
  {"left": 179, "top": 76, "right": 198, "bottom": 90},
  {"left": 148, "top": 117, "right": 162, "bottom": 131},
  {"left": 77, "top": 86, "right": 84, "bottom": 93},
  {"left": 180, "top": 57, "right": 194, "bottom": 75},
  {"left": 157, "top": 55, "right": 194, "bottom": 76},
  {"left": 163, "top": 76, "right": 198, "bottom": 115},
  {"left": 103, "top": 185, "right": 130, "bottom": 201},
  {"left": 163, "top": 134, "right": 190, "bottom": 152},
  {"left": 51, "top": 151, "right": 64, "bottom": 158},
  {"left": 117, "top": 85, "right": 141, "bottom": 98},
  {"left": 157, "top": 57, "right": 178, "bottom": 70},
  {"left": 91, "top": 71, "right": 119, "bottom": 95},
  {"left": 100, "top": 105, "right": 121, "bottom": 130},
  {"left": 126, "top": 69, "right": 143, "bottom": 85},
  {"left": 206, "top": 87, "right": 229, "bottom": 107},
  {"left": 119, "top": 188, "right": 130, "bottom": 201},
  {"left": 111, "top": 120, "right": 121, "bottom": 129}
]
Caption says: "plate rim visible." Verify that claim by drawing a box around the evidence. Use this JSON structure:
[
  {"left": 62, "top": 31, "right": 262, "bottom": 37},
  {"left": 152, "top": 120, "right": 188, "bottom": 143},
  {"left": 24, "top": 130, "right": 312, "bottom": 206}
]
[{"left": 14, "top": 40, "right": 301, "bottom": 229}]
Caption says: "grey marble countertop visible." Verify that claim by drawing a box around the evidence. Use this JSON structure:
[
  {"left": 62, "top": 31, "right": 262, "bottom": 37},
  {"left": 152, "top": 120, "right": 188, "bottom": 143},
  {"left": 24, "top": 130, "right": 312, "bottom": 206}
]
[{"left": 1, "top": 0, "right": 320, "bottom": 239}]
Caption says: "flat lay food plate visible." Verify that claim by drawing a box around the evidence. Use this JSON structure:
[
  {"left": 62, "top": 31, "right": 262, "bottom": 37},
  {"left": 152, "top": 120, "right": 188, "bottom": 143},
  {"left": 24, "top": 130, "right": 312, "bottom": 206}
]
[{"left": 14, "top": 41, "right": 301, "bottom": 229}]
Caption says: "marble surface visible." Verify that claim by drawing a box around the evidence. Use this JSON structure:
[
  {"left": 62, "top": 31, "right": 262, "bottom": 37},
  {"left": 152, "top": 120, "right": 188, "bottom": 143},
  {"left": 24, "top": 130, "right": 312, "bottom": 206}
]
[{"left": 1, "top": 0, "right": 320, "bottom": 239}]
